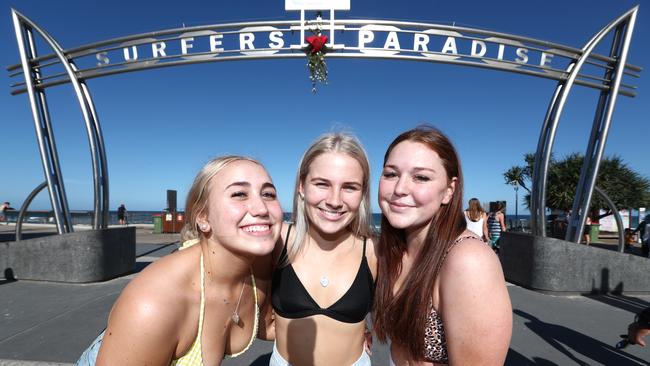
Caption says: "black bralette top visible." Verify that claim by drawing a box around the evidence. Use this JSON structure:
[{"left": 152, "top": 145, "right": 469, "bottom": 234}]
[{"left": 271, "top": 225, "right": 374, "bottom": 324}]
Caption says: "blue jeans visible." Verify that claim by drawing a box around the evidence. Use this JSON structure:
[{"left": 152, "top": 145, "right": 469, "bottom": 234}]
[{"left": 76, "top": 331, "right": 105, "bottom": 366}]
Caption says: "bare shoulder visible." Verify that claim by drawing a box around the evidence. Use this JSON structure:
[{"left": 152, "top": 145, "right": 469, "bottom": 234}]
[
  {"left": 113, "top": 247, "right": 196, "bottom": 321},
  {"left": 440, "top": 234, "right": 503, "bottom": 281},
  {"left": 98, "top": 247, "right": 199, "bottom": 364},
  {"left": 437, "top": 232, "right": 510, "bottom": 320},
  {"left": 437, "top": 233, "right": 512, "bottom": 365}
]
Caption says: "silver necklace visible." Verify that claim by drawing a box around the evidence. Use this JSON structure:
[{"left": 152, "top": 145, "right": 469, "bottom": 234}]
[
  {"left": 320, "top": 274, "right": 330, "bottom": 287},
  {"left": 231, "top": 276, "right": 246, "bottom": 325}
]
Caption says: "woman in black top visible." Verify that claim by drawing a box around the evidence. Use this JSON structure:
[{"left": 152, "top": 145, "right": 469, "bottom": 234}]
[{"left": 270, "top": 133, "right": 377, "bottom": 366}]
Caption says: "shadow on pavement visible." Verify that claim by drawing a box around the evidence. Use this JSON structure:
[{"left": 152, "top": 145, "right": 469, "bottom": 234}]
[
  {"left": 584, "top": 293, "right": 650, "bottom": 314},
  {"left": 136, "top": 242, "right": 179, "bottom": 258},
  {"left": 506, "top": 348, "right": 558, "bottom": 365},
  {"left": 514, "top": 309, "right": 649, "bottom": 365}
]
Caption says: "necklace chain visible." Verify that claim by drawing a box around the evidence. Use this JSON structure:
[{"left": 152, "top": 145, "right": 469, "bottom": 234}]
[
  {"left": 202, "top": 242, "right": 250, "bottom": 326},
  {"left": 231, "top": 276, "right": 246, "bottom": 325}
]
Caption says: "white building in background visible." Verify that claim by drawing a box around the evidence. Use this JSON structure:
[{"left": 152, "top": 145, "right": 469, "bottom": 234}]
[{"left": 599, "top": 209, "right": 630, "bottom": 232}]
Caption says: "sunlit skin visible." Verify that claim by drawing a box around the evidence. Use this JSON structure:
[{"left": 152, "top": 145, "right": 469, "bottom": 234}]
[
  {"left": 300, "top": 152, "right": 364, "bottom": 241},
  {"left": 96, "top": 161, "right": 283, "bottom": 366},
  {"left": 274, "top": 152, "right": 378, "bottom": 366},
  {"left": 200, "top": 161, "right": 284, "bottom": 258},
  {"left": 379, "top": 141, "right": 512, "bottom": 366},
  {"left": 379, "top": 141, "right": 455, "bottom": 248}
]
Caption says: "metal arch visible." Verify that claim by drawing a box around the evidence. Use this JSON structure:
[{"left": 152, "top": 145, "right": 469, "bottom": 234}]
[
  {"left": 566, "top": 9, "right": 638, "bottom": 244},
  {"left": 12, "top": 11, "right": 71, "bottom": 234},
  {"left": 530, "top": 6, "right": 638, "bottom": 237},
  {"left": 25, "top": 25, "right": 74, "bottom": 233},
  {"left": 15, "top": 181, "right": 48, "bottom": 241},
  {"left": 80, "top": 83, "right": 110, "bottom": 228},
  {"left": 12, "top": 9, "right": 109, "bottom": 230},
  {"left": 8, "top": 8, "right": 641, "bottom": 236},
  {"left": 7, "top": 18, "right": 641, "bottom": 97},
  {"left": 592, "top": 186, "right": 625, "bottom": 252}
]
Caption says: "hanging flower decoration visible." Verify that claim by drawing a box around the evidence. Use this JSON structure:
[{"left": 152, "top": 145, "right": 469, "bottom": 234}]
[{"left": 304, "top": 18, "right": 329, "bottom": 93}]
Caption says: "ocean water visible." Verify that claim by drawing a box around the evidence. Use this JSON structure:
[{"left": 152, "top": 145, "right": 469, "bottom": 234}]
[
  {"left": 4, "top": 211, "right": 640, "bottom": 229},
  {"left": 3, "top": 210, "right": 162, "bottom": 225}
]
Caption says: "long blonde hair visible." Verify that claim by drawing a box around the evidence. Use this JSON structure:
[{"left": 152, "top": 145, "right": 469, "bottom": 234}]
[
  {"left": 466, "top": 198, "right": 485, "bottom": 221},
  {"left": 181, "top": 155, "right": 262, "bottom": 242},
  {"left": 286, "top": 133, "right": 373, "bottom": 264}
]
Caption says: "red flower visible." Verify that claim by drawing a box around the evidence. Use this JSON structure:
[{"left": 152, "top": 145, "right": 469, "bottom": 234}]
[{"left": 306, "top": 35, "right": 328, "bottom": 54}]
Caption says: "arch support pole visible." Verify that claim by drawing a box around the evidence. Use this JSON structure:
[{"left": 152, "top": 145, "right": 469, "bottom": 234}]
[
  {"left": 566, "top": 9, "right": 638, "bottom": 243},
  {"left": 12, "top": 9, "right": 110, "bottom": 229},
  {"left": 530, "top": 6, "right": 638, "bottom": 238},
  {"left": 12, "top": 12, "right": 71, "bottom": 234}
]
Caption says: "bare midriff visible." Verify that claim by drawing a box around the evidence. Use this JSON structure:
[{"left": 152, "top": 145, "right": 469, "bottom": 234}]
[{"left": 275, "top": 314, "right": 366, "bottom": 366}]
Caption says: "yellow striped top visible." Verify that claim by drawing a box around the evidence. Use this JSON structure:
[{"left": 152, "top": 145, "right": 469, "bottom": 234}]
[{"left": 170, "top": 239, "right": 258, "bottom": 366}]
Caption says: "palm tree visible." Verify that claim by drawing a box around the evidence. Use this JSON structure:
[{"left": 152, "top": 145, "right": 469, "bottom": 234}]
[{"left": 504, "top": 167, "right": 529, "bottom": 226}]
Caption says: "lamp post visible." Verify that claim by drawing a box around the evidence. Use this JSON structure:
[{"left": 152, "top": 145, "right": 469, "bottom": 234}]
[{"left": 514, "top": 182, "right": 519, "bottom": 230}]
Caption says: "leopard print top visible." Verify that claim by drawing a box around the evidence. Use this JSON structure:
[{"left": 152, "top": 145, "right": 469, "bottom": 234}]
[
  {"left": 424, "top": 305, "right": 448, "bottom": 363},
  {"left": 423, "top": 234, "right": 479, "bottom": 364}
]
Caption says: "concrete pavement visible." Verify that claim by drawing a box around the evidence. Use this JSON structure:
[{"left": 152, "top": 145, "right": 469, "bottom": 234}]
[{"left": 1, "top": 225, "right": 649, "bottom": 365}]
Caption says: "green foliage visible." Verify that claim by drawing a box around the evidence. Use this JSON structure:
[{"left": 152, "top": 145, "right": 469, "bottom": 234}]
[
  {"left": 504, "top": 166, "right": 529, "bottom": 193},
  {"left": 506, "top": 153, "right": 650, "bottom": 213}
]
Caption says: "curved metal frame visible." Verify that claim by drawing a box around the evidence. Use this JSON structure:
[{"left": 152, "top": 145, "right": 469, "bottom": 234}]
[
  {"left": 530, "top": 6, "right": 638, "bottom": 240},
  {"left": 8, "top": 8, "right": 640, "bottom": 237},
  {"left": 12, "top": 10, "right": 109, "bottom": 230},
  {"left": 593, "top": 186, "right": 625, "bottom": 252},
  {"left": 14, "top": 181, "right": 48, "bottom": 241}
]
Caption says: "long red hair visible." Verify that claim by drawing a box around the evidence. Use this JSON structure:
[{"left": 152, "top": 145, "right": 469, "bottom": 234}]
[{"left": 373, "top": 126, "right": 466, "bottom": 360}]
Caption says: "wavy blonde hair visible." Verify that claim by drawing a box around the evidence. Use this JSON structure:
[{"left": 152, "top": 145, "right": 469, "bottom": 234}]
[
  {"left": 466, "top": 198, "right": 485, "bottom": 221},
  {"left": 285, "top": 133, "right": 373, "bottom": 264},
  {"left": 180, "top": 155, "right": 262, "bottom": 242}
]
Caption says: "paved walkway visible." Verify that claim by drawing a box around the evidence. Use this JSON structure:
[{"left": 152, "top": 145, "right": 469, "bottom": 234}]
[{"left": 1, "top": 225, "right": 648, "bottom": 365}]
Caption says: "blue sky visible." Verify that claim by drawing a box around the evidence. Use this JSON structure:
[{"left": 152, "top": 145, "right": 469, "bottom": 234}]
[{"left": 1, "top": 0, "right": 648, "bottom": 215}]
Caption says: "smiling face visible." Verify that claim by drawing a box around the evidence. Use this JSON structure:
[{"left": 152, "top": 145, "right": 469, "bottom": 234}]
[
  {"left": 379, "top": 141, "right": 456, "bottom": 239},
  {"left": 300, "top": 152, "right": 364, "bottom": 238},
  {"left": 198, "top": 160, "right": 283, "bottom": 257}
]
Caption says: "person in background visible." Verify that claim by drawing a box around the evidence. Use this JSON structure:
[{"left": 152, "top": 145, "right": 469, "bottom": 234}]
[
  {"left": 620, "top": 307, "right": 650, "bottom": 348},
  {"left": 271, "top": 133, "right": 377, "bottom": 366},
  {"left": 117, "top": 204, "right": 127, "bottom": 225},
  {"left": 373, "top": 126, "right": 511, "bottom": 366},
  {"left": 487, "top": 202, "right": 507, "bottom": 251},
  {"left": 463, "top": 198, "right": 488, "bottom": 242},
  {"left": 75, "top": 156, "right": 283, "bottom": 365},
  {"left": 633, "top": 214, "right": 650, "bottom": 257},
  {"left": 0, "top": 202, "right": 11, "bottom": 224}
]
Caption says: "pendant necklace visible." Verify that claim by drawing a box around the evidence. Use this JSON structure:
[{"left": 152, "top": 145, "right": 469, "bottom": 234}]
[
  {"left": 320, "top": 274, "right": 329, "bottom": 287},
  {"left": 231, "top": 276, "right": 246, "bottom": 325}
]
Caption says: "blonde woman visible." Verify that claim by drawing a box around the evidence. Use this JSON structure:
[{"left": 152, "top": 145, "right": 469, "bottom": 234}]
[
  {"left": 464, "top": 198, "right": 488, "bottom": 241},
  {"left": 270, "top": 133, "right": 377, "bottom": 366},
  {"left": 76, "top": 156, "right": 283, "bottom": 366}
]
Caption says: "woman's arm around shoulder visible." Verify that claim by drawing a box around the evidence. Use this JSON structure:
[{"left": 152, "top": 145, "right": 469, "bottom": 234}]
[
  {"left": 254, "top": 247, "right": 276, "bottom": 341},
  {"left": 439, "top": 237, "right": 512, "bottom": 366},
  {"left": 96, "top": 256, "right": 192, "bottom": 366},
  {"left": 257, "top": 221, "right": 290, "bottom": 341},
  {"left": 364, "top": 235, "right": 378, "bottom": 281}
]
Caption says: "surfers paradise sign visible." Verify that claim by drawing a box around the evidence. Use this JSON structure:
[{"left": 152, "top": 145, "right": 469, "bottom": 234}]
[
  {"left": 8, "top": 5, "right": 639, "bottom": 96},
  {"left": 7, "top": 2, "right": 641, "bottom": 244},
  {"left": 90, "top": 24, "right": 562, "bottom": 74}
]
